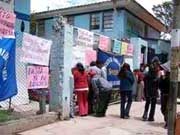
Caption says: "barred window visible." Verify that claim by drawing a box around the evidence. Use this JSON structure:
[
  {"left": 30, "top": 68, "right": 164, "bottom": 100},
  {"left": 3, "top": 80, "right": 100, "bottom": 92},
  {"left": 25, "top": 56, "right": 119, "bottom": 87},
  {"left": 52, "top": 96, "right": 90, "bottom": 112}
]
[
  {"left": 103, "top": 12, "right": 113, "bottom": 30},
  {"left": 37, "top": 20, "right": 45, "bottom": 37},
  {"left": 67, "top": 16, "right": 74, "bottom": 25},
  {"left": 90, "top": 13, "right": 100, "bottom": 30}
]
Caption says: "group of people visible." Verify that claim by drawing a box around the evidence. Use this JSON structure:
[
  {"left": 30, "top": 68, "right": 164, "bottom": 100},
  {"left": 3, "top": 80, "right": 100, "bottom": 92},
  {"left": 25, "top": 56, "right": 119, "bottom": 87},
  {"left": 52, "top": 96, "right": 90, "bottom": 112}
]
[{"left": 71, "top": 58, "right": 170, "bottom": 128}]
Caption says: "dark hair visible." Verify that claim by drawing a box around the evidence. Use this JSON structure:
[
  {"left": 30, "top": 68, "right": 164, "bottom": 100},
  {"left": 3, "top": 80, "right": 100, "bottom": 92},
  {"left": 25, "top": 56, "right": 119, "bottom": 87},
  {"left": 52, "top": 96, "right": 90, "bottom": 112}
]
[
  {"left": 96, "top": 60, "right": 104, "bottom": 68},
  {"left": 90, "top": 61, "right": 96, "bottom": 66},
  {"left": 76, "top": 63, "right": 85, "bottom": 74},
  {"left": 118, "top": 63, "right": 131, "bottom": 79}
]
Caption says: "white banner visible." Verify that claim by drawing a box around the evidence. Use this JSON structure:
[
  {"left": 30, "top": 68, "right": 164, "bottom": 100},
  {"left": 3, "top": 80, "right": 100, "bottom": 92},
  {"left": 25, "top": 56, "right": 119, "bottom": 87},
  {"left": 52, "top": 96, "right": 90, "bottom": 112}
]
[
  {"left": 72, "top": 46, "right": 85, "bottom": 67},
  {"left": 76, "top": 28, "right": 94, "bottom": 47},
  {"left": 21, "top": 33, "right": 52, "bottom": 66},
  {"left": 171, "top": 29, "right": 180, "bottom": 48},
  {"left": 0, "top": 0, "right": 14, "bottom": 12}
]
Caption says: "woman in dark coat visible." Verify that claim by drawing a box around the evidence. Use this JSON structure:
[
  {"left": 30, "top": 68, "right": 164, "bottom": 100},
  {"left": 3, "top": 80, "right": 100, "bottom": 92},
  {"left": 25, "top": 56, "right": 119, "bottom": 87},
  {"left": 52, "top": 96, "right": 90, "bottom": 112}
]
[{"left": 118, "top": 63, "right": 134, "bottom": 119}]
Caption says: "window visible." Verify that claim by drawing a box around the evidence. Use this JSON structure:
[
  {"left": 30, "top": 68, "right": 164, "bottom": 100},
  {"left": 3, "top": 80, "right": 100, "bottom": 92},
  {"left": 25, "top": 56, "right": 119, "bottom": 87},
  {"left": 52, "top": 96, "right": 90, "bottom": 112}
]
[
  {"left": 67, "top": 16, "right": 74, "bottom": 25},
  {"left": 37, "top": 20, "right": 45, "bottom": 37},
  {"left": 90, "top": 13, "right": 100, "bottom": 30},
  {"left": 103, "top": 12, "right": 113, "bottom": 30}
]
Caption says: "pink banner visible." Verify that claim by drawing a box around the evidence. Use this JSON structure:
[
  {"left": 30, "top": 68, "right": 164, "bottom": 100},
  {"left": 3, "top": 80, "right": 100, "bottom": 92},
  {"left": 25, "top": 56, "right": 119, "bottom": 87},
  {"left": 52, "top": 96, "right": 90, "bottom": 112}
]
[
  {"left": 27, "top": 66, "right": 49, "bottom": 89},
  {"left": 126, "top": 44, "right": 134, "bottom": 56},
  {"left": 85, "top": 49, "right": 97, "bottom": 65},
  {"left": 99, "top": 35, "right": 110, "bottom": 51},
  {"left": 0, "top": 8, "right": 16, "bottom": 37}
]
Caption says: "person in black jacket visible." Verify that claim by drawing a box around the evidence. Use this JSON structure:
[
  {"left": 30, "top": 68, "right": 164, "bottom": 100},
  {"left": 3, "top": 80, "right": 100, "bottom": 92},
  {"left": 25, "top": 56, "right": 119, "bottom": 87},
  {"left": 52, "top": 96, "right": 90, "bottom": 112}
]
[
  {"left": 142, "top": 62, "right": 160, "bottom": 121},
  {"left": 159, "top": 68, "right": 170, "bottom": 128}
]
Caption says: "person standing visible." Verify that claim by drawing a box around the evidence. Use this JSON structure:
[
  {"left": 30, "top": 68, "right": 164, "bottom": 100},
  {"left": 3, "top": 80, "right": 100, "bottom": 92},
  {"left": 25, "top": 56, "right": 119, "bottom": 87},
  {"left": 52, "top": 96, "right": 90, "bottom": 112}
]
[
  {"left": 159, "top": 66, "right": 170, "bottom": 128},
  {"left": 142, "top": 61, "right": 160, "bottom": 121},
  {"left": 118, "top": 63, "right": 134, "bottom": 119},
  {"left": 72, "top": 63, "right": 89, "bottom": 116}
]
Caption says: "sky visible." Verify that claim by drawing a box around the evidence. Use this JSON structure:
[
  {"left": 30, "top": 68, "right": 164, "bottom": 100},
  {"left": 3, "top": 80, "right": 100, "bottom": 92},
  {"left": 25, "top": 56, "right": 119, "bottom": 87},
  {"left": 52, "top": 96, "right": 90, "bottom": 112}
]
[{"left": 31, "top": 0, "right": 170, "bottom": 14}]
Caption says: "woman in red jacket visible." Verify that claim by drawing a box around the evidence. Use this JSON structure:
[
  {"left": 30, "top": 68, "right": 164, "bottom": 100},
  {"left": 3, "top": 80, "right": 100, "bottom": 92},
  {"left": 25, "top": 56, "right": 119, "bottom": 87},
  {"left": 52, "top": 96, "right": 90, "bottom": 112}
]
[{"left": 72, "top": 63, "right": 89, "bottom": 116}]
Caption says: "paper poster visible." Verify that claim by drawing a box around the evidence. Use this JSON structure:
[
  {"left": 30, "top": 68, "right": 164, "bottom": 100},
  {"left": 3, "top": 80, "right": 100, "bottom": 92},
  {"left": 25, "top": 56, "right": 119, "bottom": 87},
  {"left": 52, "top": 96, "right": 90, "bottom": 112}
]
[
  {"left": 171, "top": 29, "right": 180, "bottom": 48},
  {"left": 126, "top": 44, "right": 134, "bottom": 56},
  {"left": 113, "top": 40, "right": 121, "bottom": 54},
  {"left": 85, "top": 48, "right": 97, "bottom": 65},
  {"left": 72, "top": 46, "right": 85, "bottom": 67},
  {"left": 0, "top": 8, "right": 16, "bottom": 37},
  {"left": 21, "top": 33, "right": 52, "bottom": 66},
  {"left": 99, "top": 35, "right": 110, "bottom": 51},
  {"left": 76, "top": 28, "right": 94, "bottom": 47},
  {"left": 121, "top": 42, "right": 128, "bottom": 55},
  {"left": 0, "top": 0, "right": 14, "bottom": 12},
  {"left": 27, "top": 66, "right": 49, "bottom": 89}
]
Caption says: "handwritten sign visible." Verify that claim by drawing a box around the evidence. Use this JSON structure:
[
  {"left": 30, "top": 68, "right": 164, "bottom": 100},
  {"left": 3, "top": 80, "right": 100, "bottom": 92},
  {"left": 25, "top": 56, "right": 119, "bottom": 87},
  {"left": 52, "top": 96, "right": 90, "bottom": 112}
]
[
  {"left": 85, "top": 48, "right": 97, "bottom": 65},
  {"left": 76, "top": 28, "right": 94, "bottom": 47},
  {"left": 72, "top": 46, "right": 85, "bottom": 67},
  {"left": 27, "top": 66, "right": 49, "bottom": 89},
  {"left": 121, "top": 42, "right": 128, "bottom": 55},
  {"left": 113, "top": 40, "right": 121, "bottom": 54},
  {"left": 126, "top": 44, "right": 134, "bottom": 56},
  {"left": 0, "top": 8, "right": 16, "bottom": 37},
  {"left": 99, "top": 35, "right": 110, "bottom": 51},
  {"left": 0, "top": 0, "right": 14, "bottom": 12},
  {"left": 21, "top": 33, "right": 52, "bottom": 66}
]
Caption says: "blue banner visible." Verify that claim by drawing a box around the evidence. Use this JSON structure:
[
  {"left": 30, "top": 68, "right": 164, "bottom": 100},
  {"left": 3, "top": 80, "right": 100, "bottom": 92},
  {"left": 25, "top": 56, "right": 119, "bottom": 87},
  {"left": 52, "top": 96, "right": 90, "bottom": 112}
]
[
  {"left": 0, "top": 38, "right": 17, "bottom": 101},
  {"left": 97, "top": 49, "right": 124, "bottom": 88}
]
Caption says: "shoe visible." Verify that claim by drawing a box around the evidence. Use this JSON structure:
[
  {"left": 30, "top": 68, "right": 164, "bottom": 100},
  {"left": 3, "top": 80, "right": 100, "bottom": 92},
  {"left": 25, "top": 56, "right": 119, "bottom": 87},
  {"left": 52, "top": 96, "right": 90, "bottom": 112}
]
[
  {"left": 120, "top": 116, "right": 125, "bottom": 119},
  {"left": 142, "top": 116, "right": 147, "bottom": 121},
  {"left": 148, "top": 118, "right": 154, "bottom": 122},
  {"left": 124, "top": 116, "right": 130, "bottom": 119}
]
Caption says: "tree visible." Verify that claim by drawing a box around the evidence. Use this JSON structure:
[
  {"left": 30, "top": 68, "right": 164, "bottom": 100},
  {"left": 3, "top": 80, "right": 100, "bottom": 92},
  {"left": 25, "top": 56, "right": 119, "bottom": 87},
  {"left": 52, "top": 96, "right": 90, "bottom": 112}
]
[{"left": 152, "top": 1, "right": 174, "bottom": 37}]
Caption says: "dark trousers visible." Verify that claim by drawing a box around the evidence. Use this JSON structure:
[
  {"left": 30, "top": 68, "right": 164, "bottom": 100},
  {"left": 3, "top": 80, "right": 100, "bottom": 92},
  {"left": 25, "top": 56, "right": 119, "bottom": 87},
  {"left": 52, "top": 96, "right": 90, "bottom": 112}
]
[
  {"left": 143, "top": 97, "right": 157, "bottom": 119},
  {"left": 94, "top": 91, "right": 111, "bottom": 117},
  {"left": 161, "top": 94, "right": 168, "bottom": 122},
  {"left": 120, "top": 91, "right": 133, "bottom": 118}
]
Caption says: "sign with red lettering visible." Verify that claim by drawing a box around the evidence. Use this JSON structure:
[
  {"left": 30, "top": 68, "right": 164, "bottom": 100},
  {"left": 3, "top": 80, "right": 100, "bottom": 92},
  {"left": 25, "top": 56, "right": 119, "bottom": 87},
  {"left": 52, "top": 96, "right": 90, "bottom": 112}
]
[
  {"left": 0, "top": 7, "right": 16, "bottom": 37},
  {"left": 21, "top": 33, "right": 52, "bottom": 66},
  {"left": 27, "top": 66, "right": 49, "bottom": 89}
]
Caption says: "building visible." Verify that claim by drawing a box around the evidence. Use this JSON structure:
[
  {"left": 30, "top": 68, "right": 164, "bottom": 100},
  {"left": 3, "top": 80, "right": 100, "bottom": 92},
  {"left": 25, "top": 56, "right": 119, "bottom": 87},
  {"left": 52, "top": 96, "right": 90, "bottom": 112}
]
[{"left": 31, "top": 0, "right": 170, "bottom": 63}]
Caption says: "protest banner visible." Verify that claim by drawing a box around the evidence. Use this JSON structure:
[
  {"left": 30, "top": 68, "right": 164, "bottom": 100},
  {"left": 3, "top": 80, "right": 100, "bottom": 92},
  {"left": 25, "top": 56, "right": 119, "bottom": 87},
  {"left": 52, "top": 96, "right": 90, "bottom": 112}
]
[
  {"left": 21, "top": 33, "right": 52, "bottom": 66},
  {"left": 85, "top": 48, "right": 97, "bottom": 65},
  {"left": 0, "top": 38, "right": 17, "bottom": 101},
  {"left": 76, "top": 28, "right": 94, "bottom": 47},
  {"left": 97, "top": 49, "right": 123, "bottom": 88},
  {"left": 72, "top": 46, "right": 85, "bottom": 67},
  {"left": 113, "top": 40, "right": 121, "bottom": 54},
  {"left": 0, "top": 0, "right": 14, "bottom": 12},
  {"left": 126, "top": 43, "right": 134, "bottom": 56},
  {"left": 99, "top": 35, "right": 110, "bottom": 51},
  {"left": 27, "top": 66, "right": 49, "bottom": 89},
  {"left": 0, "top": 7, "right": 16, "bottom": 37},
  {"left": 121, "top": 42, "right": 128, "bottom": 55}
]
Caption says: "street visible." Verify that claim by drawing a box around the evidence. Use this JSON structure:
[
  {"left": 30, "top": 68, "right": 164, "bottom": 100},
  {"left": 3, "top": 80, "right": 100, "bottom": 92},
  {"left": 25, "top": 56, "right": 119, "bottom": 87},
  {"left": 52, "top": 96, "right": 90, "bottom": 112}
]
[{"left": 19, "top": 102, "right": 180, "bottom": 135}]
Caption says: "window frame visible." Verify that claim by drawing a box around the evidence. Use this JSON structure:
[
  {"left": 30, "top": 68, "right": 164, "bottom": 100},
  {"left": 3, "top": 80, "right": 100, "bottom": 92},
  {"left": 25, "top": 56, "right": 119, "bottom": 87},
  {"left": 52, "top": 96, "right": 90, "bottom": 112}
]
[{"left": 90, "top": 13, "right": 100, "bottom": 30}]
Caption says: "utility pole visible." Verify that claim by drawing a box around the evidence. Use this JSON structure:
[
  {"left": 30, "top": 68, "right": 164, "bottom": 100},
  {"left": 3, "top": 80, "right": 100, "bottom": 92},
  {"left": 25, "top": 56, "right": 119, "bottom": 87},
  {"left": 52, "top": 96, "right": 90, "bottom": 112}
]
[{"left": 168, "top": 0, "right": 180, "bottom": 135}]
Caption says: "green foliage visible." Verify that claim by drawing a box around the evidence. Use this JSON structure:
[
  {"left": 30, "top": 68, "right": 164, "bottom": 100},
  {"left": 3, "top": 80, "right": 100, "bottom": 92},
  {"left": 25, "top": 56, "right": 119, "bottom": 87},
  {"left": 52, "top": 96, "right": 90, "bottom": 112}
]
[
  {"left": 0, "top": 110, "right": 11, "bottom": 123},
  {"left": 152, "top": 1, "right": 174, "bottom": 33}
]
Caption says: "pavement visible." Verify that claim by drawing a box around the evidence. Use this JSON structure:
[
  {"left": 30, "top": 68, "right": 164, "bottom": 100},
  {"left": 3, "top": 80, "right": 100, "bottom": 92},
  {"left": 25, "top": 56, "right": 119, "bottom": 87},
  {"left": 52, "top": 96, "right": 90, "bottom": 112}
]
[{"left": 19, "top": 102, "right": 180, "bottom": 135}]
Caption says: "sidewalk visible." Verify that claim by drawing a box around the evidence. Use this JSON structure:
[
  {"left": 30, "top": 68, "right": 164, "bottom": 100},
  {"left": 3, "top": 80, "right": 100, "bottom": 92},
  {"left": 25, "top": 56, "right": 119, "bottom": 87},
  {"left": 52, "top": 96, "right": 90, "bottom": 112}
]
[{"left": 19, "top": 102, "right": 180, "bottom": 135}]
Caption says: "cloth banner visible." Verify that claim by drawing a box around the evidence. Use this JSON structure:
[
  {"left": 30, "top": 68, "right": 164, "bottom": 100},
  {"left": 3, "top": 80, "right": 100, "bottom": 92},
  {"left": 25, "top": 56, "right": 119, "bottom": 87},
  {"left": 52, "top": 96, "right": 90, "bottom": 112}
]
[
  {"left": 76, "top": 28, "right": 94, "bottom": 47},
  {"left": 27, "top": 66, "right": 49, "bottom": 89},
  {"left": 99, "top": 35, "right": 110, "bottom": 51},
  {"left": 113, "top": 40, "right": 121, "bottom": 54},
  {"left": 126, "top": 44, "right": 134, "bottom": 56},
  {"left": 0, "top": 8, "right": 16, "bottom": 37},
  {"left": 97, "top": 49, "right": 123, "bottom": 88},
  {"left": 0, "top": 38, "right": 17, "bottom": 101},
  {"left": 21, "top": 33, "right": 52, "bottom": 66},
  {"left": 121, "top": 42, "right": 128, "bottom": 55},
  {"left": 85, "top": 48, "right": 97, "bottom": 65}
]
